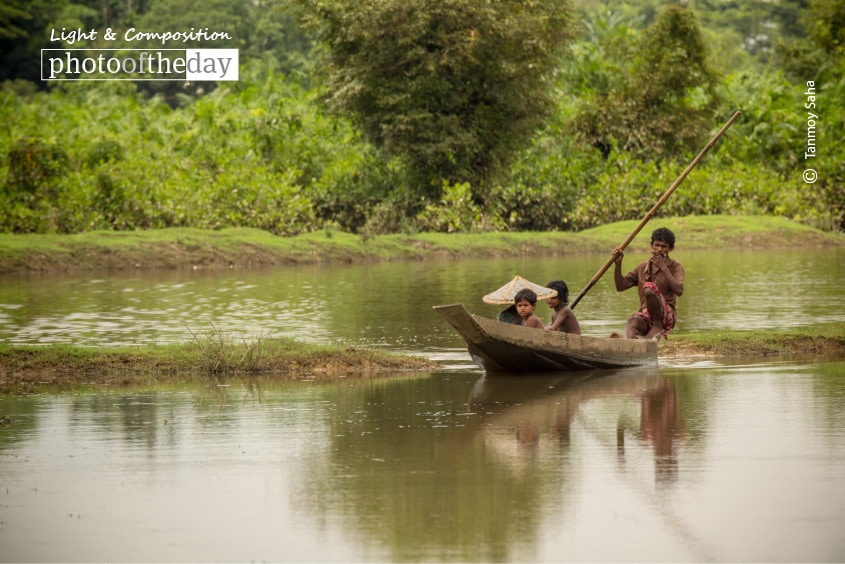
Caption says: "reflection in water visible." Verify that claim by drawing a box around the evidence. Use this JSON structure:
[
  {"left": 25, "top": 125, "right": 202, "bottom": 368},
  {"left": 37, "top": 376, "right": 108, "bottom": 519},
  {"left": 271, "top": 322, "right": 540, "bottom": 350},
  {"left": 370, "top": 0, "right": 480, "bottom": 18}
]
[
  {"left": 633, "top": 378, "right": 685, "bottom": 483},
  {"left": 2, "top": 361, "right": 845, "bottom": 562},
  {"left": 297, "top": 368, "right": 698, "bottom": 562},
  {"left": 467, "top": 369, "right": 685, "bottom": 485}
]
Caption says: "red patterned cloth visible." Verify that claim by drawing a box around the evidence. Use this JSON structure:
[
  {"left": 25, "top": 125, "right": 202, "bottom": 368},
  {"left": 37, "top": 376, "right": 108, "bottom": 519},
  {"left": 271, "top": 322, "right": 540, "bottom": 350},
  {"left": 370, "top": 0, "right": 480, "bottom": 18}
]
[{"left": 633, "top": 281, "right": 676, "bottom": 338}]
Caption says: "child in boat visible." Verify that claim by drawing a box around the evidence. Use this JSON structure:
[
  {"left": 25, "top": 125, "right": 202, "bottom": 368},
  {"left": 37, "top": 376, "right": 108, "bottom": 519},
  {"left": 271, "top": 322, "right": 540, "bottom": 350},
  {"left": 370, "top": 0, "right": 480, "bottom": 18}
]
[
  {"left": 545, "top": 280, "right": 581, "bottom": 334},
  {"left": 514, "top": 288, "right": 545, "bottom": 329}
]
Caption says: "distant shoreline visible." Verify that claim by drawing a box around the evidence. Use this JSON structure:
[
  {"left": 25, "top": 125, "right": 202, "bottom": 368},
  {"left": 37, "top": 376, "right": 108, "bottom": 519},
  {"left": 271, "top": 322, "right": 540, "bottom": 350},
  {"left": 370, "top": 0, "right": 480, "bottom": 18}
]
[{"left": 1, "top": 215, "right": 842, "bottom": 275}]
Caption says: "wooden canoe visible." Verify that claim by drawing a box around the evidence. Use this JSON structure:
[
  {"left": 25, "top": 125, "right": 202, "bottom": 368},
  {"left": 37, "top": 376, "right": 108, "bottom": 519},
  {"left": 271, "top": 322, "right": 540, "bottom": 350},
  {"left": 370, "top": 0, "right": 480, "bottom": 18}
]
[{"left": 433, "top": 303, "right": 658, "bottom": 373}]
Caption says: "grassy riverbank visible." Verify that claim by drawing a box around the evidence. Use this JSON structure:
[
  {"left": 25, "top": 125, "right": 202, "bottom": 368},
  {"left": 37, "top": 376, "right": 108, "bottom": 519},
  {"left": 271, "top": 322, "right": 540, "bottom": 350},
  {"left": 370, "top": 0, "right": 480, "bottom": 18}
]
[
  {"left": 0, "top": 335, "right": 439, "bottom": 393},
  {"left": 0, "top": 215, "right": 842, "bottom": 392},
  {"left": 1, "top": 323, "right": 843, "bottom": 393},
  {"left": 0, "top": 215, "right": 842, "bottom": 274},
  {"left": 660, "top": 323, "right": 845, "bottom": 360}
]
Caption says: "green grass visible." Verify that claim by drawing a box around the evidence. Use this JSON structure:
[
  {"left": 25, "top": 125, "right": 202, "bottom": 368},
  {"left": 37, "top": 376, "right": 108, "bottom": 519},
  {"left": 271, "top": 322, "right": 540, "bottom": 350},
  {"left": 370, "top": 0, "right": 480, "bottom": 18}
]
[
  {"left": 0, "top": 332, "right": 438, "bottom": 391},
  {"left": 581, "top": 215, "right": 841, "bottom": 250},
  {"left": 2, "top": 215, "right": 841, "bottom": 274},
  {"left": 2, "top": 322, "right": 843, "bottom": 394},
  {"left": 662, "top": 322, "right": 845, "bottom": 358}
]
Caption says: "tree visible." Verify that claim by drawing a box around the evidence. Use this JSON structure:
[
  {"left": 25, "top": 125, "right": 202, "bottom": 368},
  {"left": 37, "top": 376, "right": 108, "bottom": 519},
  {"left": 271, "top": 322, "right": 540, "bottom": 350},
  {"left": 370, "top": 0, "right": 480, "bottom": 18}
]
[
  {"left": 571, "top": 6, "right": 723, "bottom": 160},
  {"left": 781, "top": 0, "right": 845, "bottom": 230},
  {"left": 0, "top": 0, "right": 69, "bottom": 84},
  {"left": 572, "top": 0, "right": 812, "bottom": 69},
  {"left": 293, "top": 0, "right": 575, "bottom": 204},
  {"left": 130, "top": 0, "right": 249, "bottom": 105},
  {"left": 243, "top": 1, "right": 315, "bottom": 81},
  {"left": 0, "top": 0, "right": 31, "bottom": 40}
]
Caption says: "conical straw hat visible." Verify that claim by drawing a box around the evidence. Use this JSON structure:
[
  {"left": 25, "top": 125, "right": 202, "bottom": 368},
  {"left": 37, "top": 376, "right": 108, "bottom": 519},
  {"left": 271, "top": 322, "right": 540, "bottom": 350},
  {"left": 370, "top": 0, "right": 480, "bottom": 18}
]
[{"left": 482, "top": 275, "right": 558, "bottom": 305}]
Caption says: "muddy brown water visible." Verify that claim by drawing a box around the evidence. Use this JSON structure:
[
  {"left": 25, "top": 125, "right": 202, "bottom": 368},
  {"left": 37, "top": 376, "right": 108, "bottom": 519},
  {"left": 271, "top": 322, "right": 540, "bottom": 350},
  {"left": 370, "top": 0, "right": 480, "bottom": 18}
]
[{"left": 1, "top": 247, "right": 844, "bottom": 562}]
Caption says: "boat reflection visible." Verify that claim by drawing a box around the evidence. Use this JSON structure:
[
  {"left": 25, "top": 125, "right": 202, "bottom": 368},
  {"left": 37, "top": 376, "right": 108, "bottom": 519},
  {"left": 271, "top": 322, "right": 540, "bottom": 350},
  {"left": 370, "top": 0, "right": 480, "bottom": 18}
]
[{"left": 467, "top": 367, "right": 686, "bottom": 483}]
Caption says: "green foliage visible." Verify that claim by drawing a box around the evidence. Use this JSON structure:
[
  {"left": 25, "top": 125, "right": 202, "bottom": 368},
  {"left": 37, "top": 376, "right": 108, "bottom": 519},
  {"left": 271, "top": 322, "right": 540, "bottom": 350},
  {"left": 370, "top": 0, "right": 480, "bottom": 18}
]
[
  {"left": 491, "top": 121, "right": 603, "bottom": 232},
  {"left": 564, "top": 152, "right": 834, "bottom": 231},
  {"left": 0, "top": 1, "right": 841, "bottom": 236},
  {"left": 0, "top": 64, "right": 352, "bottom": 235},
  {"left": 809, "top": 63, "right": 845, "bottom": 230},
  {"left": 201, "top": 167, "right": 315, "bottom": 236},
  {"left": 129, "top": 0, "right": 249, "bottom": 103},
  {"left": 0, "top": 0, "right": 316, "bottom": 101},
  {"left": 85, "top": 138, "right": 124, "bottom": 167},
  {"left": 574, "top": 0, "right": 809, "bottom": 70},
  {"left": 0, "top": 0, "right": 67, "bottom": 83},
  {"left": 0, "top": 0, "right": 31, "bottom": 40},
  {"left": 90, "top": 170, "right": 151, "bottom": 230},
  {"left": 5, "top": 136, "right": 69, "bottom": 195},
  {"left": 359, "top": 200, "right": 418, "bottom": 238},
  {"left": 186, "top": 325, "right": 272, "bottom": 376},
  {"left": 310, "top": 154, "right": 406, "bottom": 234},
  {"left": 570, "top": 6, "right": 723, "bottom": 160},
  {"left": 723, "top": 71, "right": 799, "bottom": 172},
  {"left": 805, "top": 0, "right": 845, "bottom": 57},
  {"left": 743, "top": 0, "right": 845, "bottom": 230},
  {"left": 295, "top": 0, "right": 576, "bottom": 204},
  {"left": 415, "top": 181, "right": 503, "bottom": 233}
]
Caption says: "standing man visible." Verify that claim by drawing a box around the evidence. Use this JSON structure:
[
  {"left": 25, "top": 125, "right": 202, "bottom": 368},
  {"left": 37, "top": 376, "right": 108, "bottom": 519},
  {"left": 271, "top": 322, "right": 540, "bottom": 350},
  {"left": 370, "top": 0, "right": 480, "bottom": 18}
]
[{"left": 612, "top": 227, "right": 685, "bottom": 340}]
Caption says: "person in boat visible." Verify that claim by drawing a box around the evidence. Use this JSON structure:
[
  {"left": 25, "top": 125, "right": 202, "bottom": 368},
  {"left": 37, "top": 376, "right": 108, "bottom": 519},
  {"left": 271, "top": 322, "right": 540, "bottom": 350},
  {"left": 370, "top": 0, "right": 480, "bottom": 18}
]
[
  {"left": 545, "top": 280, "right": 581, "bottom": 334},
  {"left": 513, "top": 288, "right": 545, "bottom": 329},
  {"left": 496, "top": 304, "right": 519, "bottom": 324},
  {"left": 612, "top": 226, "right": 685, "bottom": 340}
]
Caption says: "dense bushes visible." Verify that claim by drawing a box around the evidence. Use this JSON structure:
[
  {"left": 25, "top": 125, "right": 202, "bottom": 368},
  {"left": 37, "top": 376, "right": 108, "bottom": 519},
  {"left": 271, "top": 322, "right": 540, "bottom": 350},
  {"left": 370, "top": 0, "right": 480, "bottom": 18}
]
[
  {"left": 562, "top": 153, "right": 821, "bottom": 230},
  {"left": 2, "top": 1, "right": 843, "bottom": 236},
  {"left": 0, "top": 70, "right": 332, "bottom": 234},
  {"left": 1, "top": 63, "right": 841, "bottom": 236}
]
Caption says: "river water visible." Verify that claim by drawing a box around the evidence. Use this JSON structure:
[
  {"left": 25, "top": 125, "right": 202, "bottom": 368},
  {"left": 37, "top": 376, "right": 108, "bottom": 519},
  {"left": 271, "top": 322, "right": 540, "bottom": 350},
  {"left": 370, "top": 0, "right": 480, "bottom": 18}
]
[{"left": 1, "top": 247, "right": 844, "bottom": 562}]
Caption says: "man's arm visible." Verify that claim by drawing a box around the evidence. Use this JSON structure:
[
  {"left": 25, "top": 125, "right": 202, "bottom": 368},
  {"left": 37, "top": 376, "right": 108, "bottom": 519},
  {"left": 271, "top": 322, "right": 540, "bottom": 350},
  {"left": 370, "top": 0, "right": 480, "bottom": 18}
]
[
  {"left": 613, "top": 249, "right": 635, "bottom": 292},
  {"left": 669, "top": 263, "right": 685, "bottom": 296}
]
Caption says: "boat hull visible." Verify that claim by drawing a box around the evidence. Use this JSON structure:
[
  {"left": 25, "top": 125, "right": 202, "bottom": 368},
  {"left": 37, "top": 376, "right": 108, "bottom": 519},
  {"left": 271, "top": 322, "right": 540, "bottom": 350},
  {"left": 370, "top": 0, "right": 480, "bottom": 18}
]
[{"left": 434, "top": 303, "right": 658, "bottom": 373}]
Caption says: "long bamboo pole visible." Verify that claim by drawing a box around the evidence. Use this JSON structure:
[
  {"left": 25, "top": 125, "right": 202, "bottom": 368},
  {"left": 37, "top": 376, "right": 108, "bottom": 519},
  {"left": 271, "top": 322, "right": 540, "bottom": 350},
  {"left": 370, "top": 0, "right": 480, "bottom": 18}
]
[{"left": 569, "top": 110, "right": 742, "bottom": 310}]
